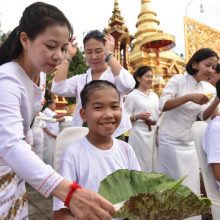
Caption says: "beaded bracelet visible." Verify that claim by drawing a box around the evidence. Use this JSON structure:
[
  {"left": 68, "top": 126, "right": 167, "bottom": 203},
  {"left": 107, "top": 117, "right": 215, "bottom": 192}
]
[
  {"left": 64, "top": 181, "right": 82, "bottom": 208},
  {"left": 105, "top": 52, "right": 114, "bottom": 63}
]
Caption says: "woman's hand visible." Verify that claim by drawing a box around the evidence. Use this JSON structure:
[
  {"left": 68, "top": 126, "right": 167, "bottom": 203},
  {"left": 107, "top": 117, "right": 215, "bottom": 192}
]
[
  {"left": 104, "top": 34, "right": 115, "bottom": 55},
  {"left": 188, "top": 93, "right": 209, "bottom": 105},
  {"left": 65, "top": 37, "right": 78, "bottom": 60},
  {"left": 69, "top": 188, "right": 115, "bottom": 220},
  {"left": 137, "top": 112, "right": 151, "bottom": 121}
]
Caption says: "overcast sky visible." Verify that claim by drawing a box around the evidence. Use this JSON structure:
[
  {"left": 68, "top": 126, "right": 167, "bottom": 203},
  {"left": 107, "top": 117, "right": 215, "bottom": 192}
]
[{"left": 0, "top": 0, "right": 219, "bottom": 55}]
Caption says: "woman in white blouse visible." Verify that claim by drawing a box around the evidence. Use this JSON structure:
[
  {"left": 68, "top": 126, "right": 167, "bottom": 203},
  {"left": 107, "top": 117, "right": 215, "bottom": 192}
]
[
  {"left": 0, "top": 3, "right": 114, "bottom": 220},
  {"left": 51, "top": 30, "right": 135, "bottom": 138},
  {"left": 124, "top": 66, "right": 160, "bottom": 172},
  {"left": 158, "top": 48, "right": 219, "bottom": 220}
]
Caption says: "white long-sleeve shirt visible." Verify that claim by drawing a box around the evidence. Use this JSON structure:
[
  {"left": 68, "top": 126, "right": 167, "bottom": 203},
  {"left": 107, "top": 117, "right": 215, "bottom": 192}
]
[
  {"left": 51, "top": 67, "right": 135, "bottom": 137},
  {"left": 159, "top": 73, "right": 216, "bottom": 141},
  {"left": 0, "top": 62, "right": 62, "bottom": 197}
]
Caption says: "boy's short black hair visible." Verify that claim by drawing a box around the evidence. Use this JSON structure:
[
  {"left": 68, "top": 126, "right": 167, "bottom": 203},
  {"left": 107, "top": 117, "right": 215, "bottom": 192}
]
[{"left": 80, "top": 80, "right": 120, "bottom": 108}]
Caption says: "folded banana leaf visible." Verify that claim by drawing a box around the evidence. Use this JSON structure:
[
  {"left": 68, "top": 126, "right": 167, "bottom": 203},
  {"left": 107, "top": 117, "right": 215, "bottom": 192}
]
[{"left": 98, "top": 169, "right": 211, "bottom": 220}]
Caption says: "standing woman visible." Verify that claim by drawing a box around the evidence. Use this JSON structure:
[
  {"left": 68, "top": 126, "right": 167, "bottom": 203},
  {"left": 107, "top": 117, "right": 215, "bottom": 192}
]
[
  {"left": 0, "top": 2, "right": 114, "bottom": 220},
  {"left": 158, "top": 48, "right": 219, "bottom": 220},
  {"left": 51, "top": 30, "right": 135, "bottom": 138},
  {"left": 124, "top": 66, "right": 160, "bottom": 172}
]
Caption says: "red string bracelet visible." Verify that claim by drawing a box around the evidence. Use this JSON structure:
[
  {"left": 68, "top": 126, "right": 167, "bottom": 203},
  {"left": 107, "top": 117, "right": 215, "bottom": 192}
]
[{"left": 64, "top": 181, "right": 82, "bottom": 208}]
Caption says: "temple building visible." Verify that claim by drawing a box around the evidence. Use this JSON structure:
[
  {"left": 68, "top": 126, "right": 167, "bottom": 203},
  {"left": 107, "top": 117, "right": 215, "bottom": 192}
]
[
  {"left": 55, "top": 0, "right": 220, "bottom": 111},
  {"left": 106, "top": 0, "right": 185, "bottom": 95}
]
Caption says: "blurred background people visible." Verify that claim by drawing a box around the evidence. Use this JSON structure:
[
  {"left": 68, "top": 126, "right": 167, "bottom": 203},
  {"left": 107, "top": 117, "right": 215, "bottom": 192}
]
[
  {"left": 43, "top": 100, "right": 65, "bottom": 166},
  {"left": 124, "top": 66, "right": 160, "bottom": 172}
]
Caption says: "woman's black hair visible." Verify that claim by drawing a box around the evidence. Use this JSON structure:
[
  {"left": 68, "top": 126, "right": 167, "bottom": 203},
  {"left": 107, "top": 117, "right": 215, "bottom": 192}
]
[
  {"left": 83, "top": 30, "right": 105, "bottom": 47},
  {"left": 186, "top": 48, "right": 219, "bottom": 75},
  {"left": 216, "top": 63, "right": 220, "bottom": 74},
  {"left": 0, "top": 2, "right": 73, "bottom": 65},
  {"left": 46, "top": 99, "right": 55, "bottom": 107},
  {"left": 133, "top": 66, "right": 152, "bottom": 89},
  {"left": 80, "top": 80, "right": 120, "bottom": 108}
]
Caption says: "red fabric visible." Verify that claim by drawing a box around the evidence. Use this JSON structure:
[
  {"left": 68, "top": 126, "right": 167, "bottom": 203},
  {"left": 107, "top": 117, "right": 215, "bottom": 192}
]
[{"left": 64, "top": 181, "right": 82, "bottom": 207}]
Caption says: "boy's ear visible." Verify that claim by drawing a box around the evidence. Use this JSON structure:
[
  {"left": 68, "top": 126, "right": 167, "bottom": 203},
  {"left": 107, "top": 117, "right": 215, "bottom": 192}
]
[{"left": 80, "top": 108, "right": 87, "bottom": 122}]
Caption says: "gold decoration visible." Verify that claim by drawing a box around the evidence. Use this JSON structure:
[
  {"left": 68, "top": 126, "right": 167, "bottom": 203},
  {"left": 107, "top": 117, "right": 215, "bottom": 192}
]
[{"left": 184, "top": 17, "right": 220, "bottom": 61}]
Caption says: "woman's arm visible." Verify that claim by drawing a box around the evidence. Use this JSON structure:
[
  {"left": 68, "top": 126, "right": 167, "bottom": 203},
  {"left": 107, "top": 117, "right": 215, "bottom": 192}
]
[
  {"left": 43, "top": 127, "right": 57, "bottom": 138},
  {"left": 104, "top": 34, "right": 122, "bottom": 76},
  {"left": 53, "top": 38, "right": 78, "bottom": 83},
  {"left": 160, "top": 75, "right": 211, "bottom": 112},
  {"left": 162, "top": 95, "right": 190, "bottom": 111},
  {"left": 52, "top": 179, "right": 114, "bottom": 220},
  {"left": 211, "top": 164, "right": 220, "bottom": 182},
  {"left": 203, "top": 96, "right": 220, "bottom": 120}
]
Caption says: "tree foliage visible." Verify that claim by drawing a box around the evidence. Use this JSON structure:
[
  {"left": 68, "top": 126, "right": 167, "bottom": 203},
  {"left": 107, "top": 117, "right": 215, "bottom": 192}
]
[{"left": 0, "top": 31, "right": 10, "bottom": 46}]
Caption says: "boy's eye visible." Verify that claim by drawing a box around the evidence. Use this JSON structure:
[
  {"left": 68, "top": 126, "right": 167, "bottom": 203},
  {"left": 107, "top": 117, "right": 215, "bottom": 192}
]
[
  {"left": 93, "top": 106, "right": 101, "bottom": 110},
  {"left": 112, "top": 105, "right": 120, "bottom": 109}
]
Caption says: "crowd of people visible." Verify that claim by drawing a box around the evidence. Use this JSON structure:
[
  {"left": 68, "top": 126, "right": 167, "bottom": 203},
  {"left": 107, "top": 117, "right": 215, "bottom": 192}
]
[{"left": 0, "top": 2, "right": 220, "bottom": 220}]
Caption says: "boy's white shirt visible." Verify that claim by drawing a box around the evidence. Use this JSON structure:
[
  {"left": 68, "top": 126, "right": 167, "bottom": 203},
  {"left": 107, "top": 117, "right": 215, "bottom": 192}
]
[{"left": 53, "top": 136, "right": 141, "bottom": 211}]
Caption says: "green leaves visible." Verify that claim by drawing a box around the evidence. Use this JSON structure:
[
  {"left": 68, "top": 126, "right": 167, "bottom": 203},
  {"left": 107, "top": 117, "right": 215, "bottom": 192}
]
[{"left": 98, "top": 169, "right": 211, "bottom": 220}]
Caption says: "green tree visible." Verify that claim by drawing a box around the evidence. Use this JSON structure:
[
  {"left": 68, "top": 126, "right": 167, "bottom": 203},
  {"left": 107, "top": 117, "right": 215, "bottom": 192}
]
[
  {"left": 45, "top": 48, "right": 88, "bottom": 104},
  {"left": 0, "top": 31, "right": 10, "bottom": 46}
]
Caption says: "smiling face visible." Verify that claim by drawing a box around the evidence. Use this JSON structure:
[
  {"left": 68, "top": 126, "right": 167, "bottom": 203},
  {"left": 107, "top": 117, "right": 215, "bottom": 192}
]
[
  {"left": 80, "top": 87, "right": 122, "bottom": 139},
  {"left": 193, "top": 56, "right": 218, "bottom": 81},
  {"left": 137, "top": 70, "right": 153, "bottom": 90},
  {"left": 20, "top": 24, "right": 70, "bottom": 74}
]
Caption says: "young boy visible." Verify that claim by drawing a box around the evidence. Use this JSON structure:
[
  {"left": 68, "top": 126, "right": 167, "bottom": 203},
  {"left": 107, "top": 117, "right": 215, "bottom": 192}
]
[{"left": 53, "top": 80, "right": 140, "bottom": 219}]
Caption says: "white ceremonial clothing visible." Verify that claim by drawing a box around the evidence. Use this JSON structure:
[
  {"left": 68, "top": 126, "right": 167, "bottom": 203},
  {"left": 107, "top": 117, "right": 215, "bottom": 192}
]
[
  {"left": 51, "top": 67, "right": 135, "bottom": 137},
  {"left": 43, "top": 107, "right": 60, "bottom": 135},
  {"left": 53, "top": 136, "right": 141, "bottom": 211},
  {"left": 32, "top": 72, "right": 46, "bottom": 159},
  {"left": 32, "top": 116, "right": 45, "bottom": 160},
  {"left": 43, "top": 107, "right": 60, "bottom": 166},
  {"left": 0, "top": 62, "right": 63, "bottom": 219},
  {"left": 203, "top": 115, "right": 220, "bottom": 189},
  {"left": 124, "top": 89, "right": 160, "bottom": 172},
  {"left": 158, "top": 74, "right": 216, "bottom": 220},
  {"left": 159, "top": 74, "right": 215, "bottom": 141}
]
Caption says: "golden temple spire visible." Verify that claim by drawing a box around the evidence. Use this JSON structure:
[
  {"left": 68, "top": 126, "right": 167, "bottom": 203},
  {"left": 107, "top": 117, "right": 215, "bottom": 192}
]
[
  {"left": 105, "top": 0, "right": 134, "bottom": 72},
  {"left": 134, "top": 0, "right": 174, "bottom": 48},
  {"left": 129, "top": 0, "right": 182, "bottom": 95},
  {"left": 130, "top": 0, "right": 175, "bottom": 68},
  {"left": 108, "top": 0, "right": 124, "bottom": 25}
]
